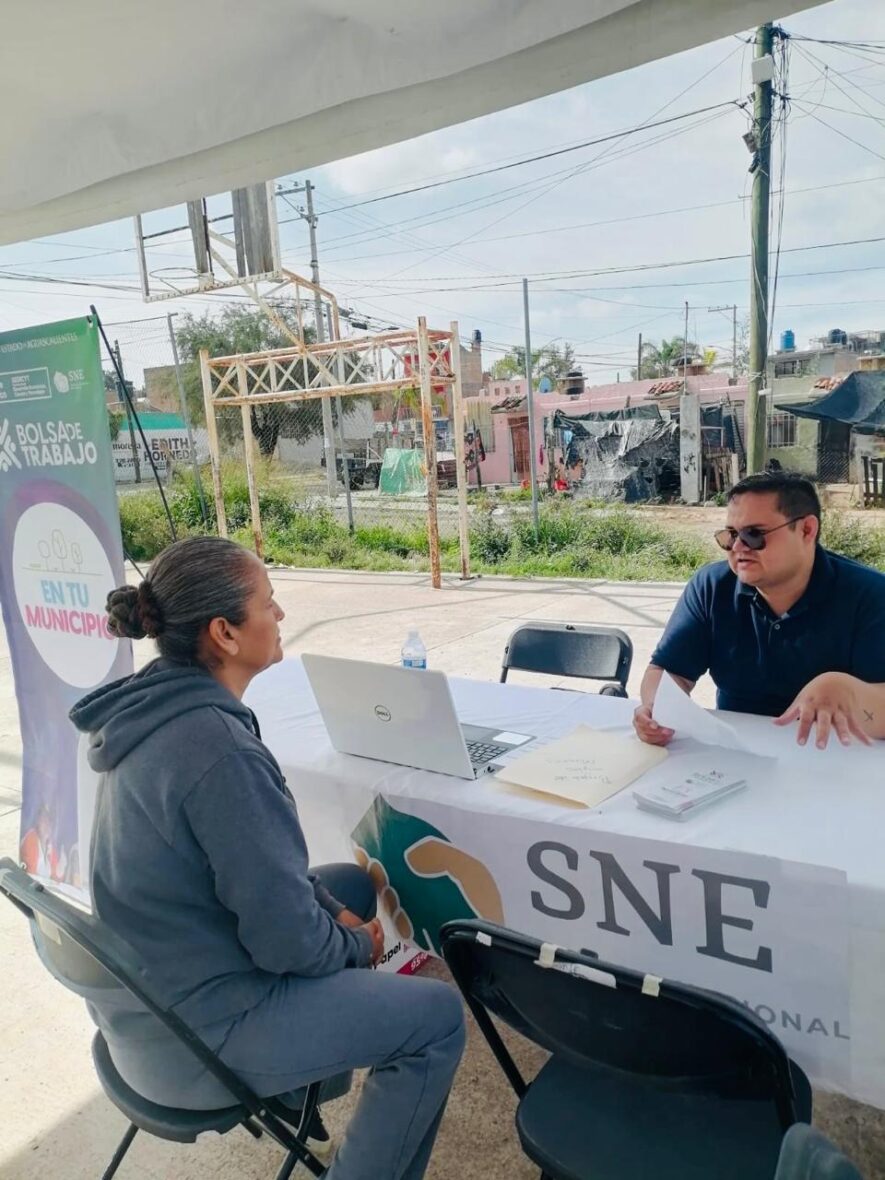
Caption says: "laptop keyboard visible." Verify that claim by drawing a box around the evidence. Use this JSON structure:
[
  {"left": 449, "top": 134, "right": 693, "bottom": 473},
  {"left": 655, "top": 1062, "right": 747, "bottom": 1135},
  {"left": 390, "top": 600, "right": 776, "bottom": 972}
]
[{"left": 466, "top": 739, "right": 509, "bottom": 766}]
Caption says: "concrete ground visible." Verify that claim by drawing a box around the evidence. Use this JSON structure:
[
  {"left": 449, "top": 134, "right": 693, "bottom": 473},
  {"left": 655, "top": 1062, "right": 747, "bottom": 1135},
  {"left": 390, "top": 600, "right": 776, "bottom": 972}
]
[{"left": 0, "top": 569, "right": 881, "bottom": 1178}]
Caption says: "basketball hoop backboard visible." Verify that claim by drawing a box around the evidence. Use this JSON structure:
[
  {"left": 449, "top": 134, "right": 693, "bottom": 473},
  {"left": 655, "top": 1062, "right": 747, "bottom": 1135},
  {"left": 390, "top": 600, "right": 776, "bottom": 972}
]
[{"left": 134, "top": 181, "right": 282, "bottom": 302}]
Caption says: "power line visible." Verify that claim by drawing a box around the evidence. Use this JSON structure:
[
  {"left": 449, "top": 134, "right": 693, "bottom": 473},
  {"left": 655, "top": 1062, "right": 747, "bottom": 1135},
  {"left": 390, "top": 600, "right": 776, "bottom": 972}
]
[
  {"left": 322, "top": 100, "right": 747, "bottom": 214},
  {"left": 313, "top": 107, "right": 737, "bottom": 258},
  {"left": 790, "top": 103, "right": 885, "bottom": 165},
  {"left": 327, "top": 233, "right": 885, "bottom": 291},
  {"left": 401, "top": 115, "right": 739, "bottom": 281},
  {"left": 397, "top": 173, "right": 885, "bottom": 247}
]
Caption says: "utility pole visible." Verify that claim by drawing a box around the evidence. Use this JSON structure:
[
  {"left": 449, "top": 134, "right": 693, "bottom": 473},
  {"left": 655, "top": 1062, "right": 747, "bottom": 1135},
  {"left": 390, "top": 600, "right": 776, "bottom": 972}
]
[
  {"left": 114, "top": 340, "right": 141, "bottom": 484},
  {"left": 304, "top": 180, "right": 339, "bottom": 498},
  {"left": 637, "top": 332, "right": 642, "bottom": 380},
  {"left": 746, "top": 23, "right": 774, "bottom": 474},
  {"left": 522, "top": 278, "right": 540, "bottom": 537}
]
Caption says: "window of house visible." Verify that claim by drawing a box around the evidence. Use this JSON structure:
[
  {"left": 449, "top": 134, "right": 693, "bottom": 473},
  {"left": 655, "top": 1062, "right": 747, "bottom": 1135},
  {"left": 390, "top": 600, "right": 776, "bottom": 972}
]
[
  {"left": 768, "top": 411, "right": 797, "bottom": 448},
  {"left": 775, "top": 359, "right": 801, "bottom": 377}
]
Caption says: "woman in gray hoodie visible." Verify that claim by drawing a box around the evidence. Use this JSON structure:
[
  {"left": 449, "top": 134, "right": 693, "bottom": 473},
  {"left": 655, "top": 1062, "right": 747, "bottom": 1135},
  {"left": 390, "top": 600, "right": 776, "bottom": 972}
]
[{"left": 70, "top": 535, "right": 465, "bottom": 1180}]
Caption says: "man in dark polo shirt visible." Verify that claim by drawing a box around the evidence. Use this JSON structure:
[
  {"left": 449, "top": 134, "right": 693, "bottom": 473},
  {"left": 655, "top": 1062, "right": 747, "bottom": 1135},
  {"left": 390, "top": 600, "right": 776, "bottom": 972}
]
[{"left": 634, "top": 471, "right": 885, "bottom": 750}]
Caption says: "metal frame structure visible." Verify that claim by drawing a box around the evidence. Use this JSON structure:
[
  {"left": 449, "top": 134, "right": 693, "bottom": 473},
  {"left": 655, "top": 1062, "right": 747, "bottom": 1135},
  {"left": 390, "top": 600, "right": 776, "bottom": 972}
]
[
  {"left": 134, "top": 182, "right": 283, "bottom": 303},
  {"left": 200, "top": 313, "right": 471, "bottom": 588}
]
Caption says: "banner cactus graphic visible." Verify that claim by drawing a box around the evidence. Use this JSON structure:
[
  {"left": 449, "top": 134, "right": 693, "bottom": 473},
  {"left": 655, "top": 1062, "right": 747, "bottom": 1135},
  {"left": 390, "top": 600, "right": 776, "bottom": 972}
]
[{"left": 351, "top": 795, "right": 503, "bottom": 955}]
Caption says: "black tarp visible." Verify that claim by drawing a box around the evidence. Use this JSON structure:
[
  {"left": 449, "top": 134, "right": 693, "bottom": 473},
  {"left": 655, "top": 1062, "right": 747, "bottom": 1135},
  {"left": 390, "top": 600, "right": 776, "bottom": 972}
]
[
  {"left": 775, "top": 371, "right": 885, "bottom": 434},
  {"left": 554, "top": 405, "right": 679, "bottom": 502}
]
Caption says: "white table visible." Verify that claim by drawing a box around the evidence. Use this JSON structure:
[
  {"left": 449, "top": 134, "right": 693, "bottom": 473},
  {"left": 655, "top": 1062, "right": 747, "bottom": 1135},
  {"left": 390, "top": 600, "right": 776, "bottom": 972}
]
[{"left": 246, "top": 658, "right": 885, "bottom": 1108}]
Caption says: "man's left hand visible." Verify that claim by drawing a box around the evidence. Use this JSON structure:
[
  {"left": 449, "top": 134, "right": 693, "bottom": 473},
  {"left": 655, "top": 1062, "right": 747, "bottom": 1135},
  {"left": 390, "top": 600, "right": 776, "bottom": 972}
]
[{"left": 775, "top": 672, "right": 873, "bottom": 749}]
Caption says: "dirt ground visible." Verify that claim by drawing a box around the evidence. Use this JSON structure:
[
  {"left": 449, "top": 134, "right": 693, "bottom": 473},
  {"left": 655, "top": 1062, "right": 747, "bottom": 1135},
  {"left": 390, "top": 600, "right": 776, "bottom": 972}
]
[{"left": 631, "top": 500, "right": 885, "bottom": 542}]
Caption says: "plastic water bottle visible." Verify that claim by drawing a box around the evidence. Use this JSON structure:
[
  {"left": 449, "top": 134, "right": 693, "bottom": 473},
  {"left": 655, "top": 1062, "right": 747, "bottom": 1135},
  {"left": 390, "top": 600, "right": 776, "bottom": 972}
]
[{"left": 401, "top": 629, "right": 427, "bottom": 670}]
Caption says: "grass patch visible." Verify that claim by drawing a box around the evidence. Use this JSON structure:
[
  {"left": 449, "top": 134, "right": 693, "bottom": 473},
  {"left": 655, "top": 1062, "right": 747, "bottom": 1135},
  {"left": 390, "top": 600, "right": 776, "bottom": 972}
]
[
  {"left": 821, "top": 511, "right": 885, "bottom": 569},
  {"left": 117, "top": 466, "right": 885, "bottom": 579}
]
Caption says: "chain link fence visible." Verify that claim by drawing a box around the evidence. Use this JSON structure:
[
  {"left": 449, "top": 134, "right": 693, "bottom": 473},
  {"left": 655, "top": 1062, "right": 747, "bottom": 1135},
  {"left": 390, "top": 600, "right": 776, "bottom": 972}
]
[
  {"left": 104, "top": 315, "right": 875, "bottom": 578},
  {"left": 107, "top": 314, "right": 471, "bottom": 575}
]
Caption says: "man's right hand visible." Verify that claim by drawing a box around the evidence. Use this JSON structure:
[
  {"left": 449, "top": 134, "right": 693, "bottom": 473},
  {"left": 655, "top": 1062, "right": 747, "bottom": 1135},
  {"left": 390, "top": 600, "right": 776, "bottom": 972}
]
[
  {"left": 360, "top": 917, "right": 385, "bottom": 964},
  {"left": 633, "top": 704, "right": 675, "bottom": 747}
]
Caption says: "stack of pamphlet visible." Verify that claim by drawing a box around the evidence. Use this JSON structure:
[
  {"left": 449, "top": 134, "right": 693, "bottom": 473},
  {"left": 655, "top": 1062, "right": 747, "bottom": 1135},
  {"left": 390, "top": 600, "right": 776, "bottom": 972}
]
[{"left": 633, "top": 769, "right": 747, "bottom": 820}]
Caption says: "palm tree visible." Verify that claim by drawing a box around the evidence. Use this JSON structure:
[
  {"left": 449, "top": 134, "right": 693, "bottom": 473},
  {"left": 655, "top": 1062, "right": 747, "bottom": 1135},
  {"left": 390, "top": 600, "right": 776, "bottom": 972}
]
[{"left": 634, "top": 336, "right": 700, "bottom": 379}]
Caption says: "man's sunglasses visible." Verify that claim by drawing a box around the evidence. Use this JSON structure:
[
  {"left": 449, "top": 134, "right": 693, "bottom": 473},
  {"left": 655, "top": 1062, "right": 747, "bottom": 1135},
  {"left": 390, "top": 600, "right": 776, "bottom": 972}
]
[{"left": 714, "top": 516, "right": 806, "bottom": 551}]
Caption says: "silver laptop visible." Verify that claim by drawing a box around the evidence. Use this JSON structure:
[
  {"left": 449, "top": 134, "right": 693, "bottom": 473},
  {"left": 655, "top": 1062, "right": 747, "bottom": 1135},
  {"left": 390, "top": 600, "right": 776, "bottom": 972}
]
[{"left": 302, "top": 654, "right": 533, "bottom": 780}]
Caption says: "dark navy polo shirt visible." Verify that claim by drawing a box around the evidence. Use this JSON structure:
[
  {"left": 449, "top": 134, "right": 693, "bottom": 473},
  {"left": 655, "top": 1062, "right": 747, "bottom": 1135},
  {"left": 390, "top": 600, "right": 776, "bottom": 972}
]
[{"left": 650, "top": 547, "right": 885, "bottom": 717}]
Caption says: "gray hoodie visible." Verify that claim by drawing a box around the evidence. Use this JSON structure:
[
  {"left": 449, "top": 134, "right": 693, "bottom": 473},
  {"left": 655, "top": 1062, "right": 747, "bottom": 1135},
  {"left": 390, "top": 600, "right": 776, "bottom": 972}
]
[{"left": 70, "top": 659, "right": 372, "bottom": 1036}]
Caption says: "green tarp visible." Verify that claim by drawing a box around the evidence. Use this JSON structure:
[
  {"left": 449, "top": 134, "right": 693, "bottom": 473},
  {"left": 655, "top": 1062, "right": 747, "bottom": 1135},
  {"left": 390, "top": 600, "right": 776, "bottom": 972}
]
[{"left": 379, "top": 447, "right": 427, "bottom": 495}]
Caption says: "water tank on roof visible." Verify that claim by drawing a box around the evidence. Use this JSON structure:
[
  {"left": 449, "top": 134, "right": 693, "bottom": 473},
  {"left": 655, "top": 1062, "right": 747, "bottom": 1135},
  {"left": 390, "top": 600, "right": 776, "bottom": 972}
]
[
  {"left": 827, "top": 328, "right": 847, "bottom": 346},
  {"left": 780, "top": 329, "right": 795, "bottom": 353},
  {"left": 472, "top": 329, "right": 482, "bottom": 345}
]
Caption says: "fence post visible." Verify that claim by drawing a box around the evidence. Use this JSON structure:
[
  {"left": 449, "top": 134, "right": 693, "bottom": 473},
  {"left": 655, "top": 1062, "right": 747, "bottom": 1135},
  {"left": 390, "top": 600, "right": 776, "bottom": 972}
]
[
  {"left": 167, "top": 313, "right": 209, "bottom": 525},
  {"left": 236, "top": 359, "right": 264, "bottom": 558},
  {"left": 417, "top": 317, "right": 442, "bottom": 589},
  {"left": 200, "top": 349, "right": 227, "bottom": 537},
  {"left": 448, "top": 321, "right": 471, "bottom": 580}
]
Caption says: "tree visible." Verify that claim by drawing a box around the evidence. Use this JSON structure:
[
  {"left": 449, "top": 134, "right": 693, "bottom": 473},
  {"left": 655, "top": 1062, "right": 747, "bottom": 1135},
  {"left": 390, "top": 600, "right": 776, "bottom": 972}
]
[
  {"left": 175, "top": 304, "right": 359, "bottom": 457},
  {"left": 734, "top": 316, "right": 750, "bottom": 376},
  {"left": 489, "top": 341, "right": 576, "bottom": 386},
  {"left": 107, "top": 409, "right": 124, "bottom": 442},
  {"left": 632, "top": 336, "right": 700, "bottom": 380}
]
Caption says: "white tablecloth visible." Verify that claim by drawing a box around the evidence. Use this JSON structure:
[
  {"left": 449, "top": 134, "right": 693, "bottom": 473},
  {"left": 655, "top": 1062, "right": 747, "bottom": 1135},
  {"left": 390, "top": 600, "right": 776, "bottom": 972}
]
[{"left": 246, "top": 658, "right": 885, "bottom": 1108}]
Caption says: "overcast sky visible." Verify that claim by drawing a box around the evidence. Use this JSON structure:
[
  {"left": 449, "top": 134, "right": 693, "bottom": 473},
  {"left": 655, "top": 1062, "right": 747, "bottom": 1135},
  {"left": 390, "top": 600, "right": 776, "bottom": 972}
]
[{"left": 1, "top": 0, "right": 884, "bottom": 384}]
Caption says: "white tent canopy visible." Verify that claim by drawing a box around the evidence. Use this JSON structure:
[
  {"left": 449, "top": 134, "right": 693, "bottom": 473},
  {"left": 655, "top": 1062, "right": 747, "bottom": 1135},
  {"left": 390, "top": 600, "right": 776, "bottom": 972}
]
[{"left": 1, "top": 0, "right": 820, "bottom": 246}]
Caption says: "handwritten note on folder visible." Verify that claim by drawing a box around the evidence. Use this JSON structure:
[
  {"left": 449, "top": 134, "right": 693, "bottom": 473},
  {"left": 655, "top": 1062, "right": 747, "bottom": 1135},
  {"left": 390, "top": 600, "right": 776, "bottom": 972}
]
[{"left": 494, "top": 725, "right": 667, "bottom": 807}]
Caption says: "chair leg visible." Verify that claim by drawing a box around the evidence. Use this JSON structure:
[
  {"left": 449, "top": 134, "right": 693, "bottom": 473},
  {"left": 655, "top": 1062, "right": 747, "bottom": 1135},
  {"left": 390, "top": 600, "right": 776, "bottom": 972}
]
[
  {"left": 273, "top": 1153, "right": 299, "bottom": 1180},
  {"left": 101, "top": 1124, "right": 138, "bottom": 1180},
  {"left": 274, "top": 1150, "right": 325, "bottom": 1180},
  {"left": 242, "top": 1117, "right": 263, "bottom": 1139}
]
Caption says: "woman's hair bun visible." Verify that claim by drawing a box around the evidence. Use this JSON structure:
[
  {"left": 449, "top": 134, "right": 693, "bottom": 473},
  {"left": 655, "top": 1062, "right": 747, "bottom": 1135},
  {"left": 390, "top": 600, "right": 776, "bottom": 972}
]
[{"left": 106, "top": 581, "right": 164, "bottom": 640}]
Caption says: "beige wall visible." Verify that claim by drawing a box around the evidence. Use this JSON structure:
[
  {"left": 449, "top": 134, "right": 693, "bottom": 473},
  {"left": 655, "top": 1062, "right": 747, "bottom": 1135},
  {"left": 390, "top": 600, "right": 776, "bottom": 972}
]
[
  {"left": 460, "top": 340, "right": 483, "bottom": 399},
  {"left": 143, "top": 364, "right": 182, "bottom": 414}
]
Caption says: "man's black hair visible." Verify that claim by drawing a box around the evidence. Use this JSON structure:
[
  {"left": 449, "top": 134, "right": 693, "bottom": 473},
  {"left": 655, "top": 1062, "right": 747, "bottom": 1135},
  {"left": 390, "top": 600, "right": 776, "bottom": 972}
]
[{"left": 726, "top": 470, "right": 822, "bottom": 523}]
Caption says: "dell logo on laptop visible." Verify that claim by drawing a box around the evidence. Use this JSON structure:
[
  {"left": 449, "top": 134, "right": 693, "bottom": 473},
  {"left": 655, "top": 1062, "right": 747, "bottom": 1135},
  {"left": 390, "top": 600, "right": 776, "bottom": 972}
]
[{"left": 374, "top": 705, "right": 392, "bottom": 722}]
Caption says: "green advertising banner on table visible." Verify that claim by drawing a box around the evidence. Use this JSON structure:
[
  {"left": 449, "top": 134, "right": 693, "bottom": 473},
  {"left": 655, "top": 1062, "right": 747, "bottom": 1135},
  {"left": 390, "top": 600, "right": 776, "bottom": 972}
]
[{"left": 0, "top": 316, "right": 131, "bottom": 890}]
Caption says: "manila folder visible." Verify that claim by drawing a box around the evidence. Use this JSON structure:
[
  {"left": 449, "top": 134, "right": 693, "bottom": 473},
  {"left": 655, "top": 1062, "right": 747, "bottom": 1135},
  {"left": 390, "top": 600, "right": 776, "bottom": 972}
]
[{"left": 495, "top": 725, "right": 667, "bottom": 807}]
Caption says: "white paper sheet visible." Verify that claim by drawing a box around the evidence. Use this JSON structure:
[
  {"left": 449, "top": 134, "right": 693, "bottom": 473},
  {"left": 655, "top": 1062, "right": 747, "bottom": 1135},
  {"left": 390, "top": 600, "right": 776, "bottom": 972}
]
[{"left": 653, "top": 673, "right": 749, "bottom": 752}]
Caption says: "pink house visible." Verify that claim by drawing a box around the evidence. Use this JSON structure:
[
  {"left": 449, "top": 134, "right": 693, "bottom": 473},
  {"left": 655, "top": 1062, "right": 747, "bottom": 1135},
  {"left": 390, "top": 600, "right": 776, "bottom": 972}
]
[{"left": 464, "top": 373, "right": 749, "bottom": 487}]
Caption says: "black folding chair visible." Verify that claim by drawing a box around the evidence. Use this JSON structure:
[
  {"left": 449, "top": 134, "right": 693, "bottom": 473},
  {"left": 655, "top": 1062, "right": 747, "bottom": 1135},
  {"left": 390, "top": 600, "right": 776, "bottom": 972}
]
[
  {"left": 0, "top": 858, "right": 326, "bottom": 1180},
  {"left": 499, "top": 622, "right": 633, "bottom": 697},
  {"left": 441, "top": 919, "right": 811, "bottom": 1180},
  {"left": 775, "top": 1125, "right": 864, "bottom": 1180}
]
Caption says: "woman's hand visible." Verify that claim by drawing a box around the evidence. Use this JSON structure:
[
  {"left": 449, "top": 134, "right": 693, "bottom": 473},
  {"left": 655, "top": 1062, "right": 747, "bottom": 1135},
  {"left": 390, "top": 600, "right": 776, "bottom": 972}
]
[
  {"left": 360, "top": 917, "right": 385, "bottom": 964},
  {"left": 339, "top": 908, "right": 385, "bottom": 963}
]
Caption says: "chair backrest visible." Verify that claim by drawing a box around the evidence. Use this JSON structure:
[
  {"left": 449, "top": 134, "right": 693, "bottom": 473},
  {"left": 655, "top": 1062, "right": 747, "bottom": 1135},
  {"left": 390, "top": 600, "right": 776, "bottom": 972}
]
[
  {"left": 0, "top": 858, "right": 281, "bottom": 1127},
  {"left": 441, "top": 919, "right": 801, "bottom": 1127},
  {"left": 775, "top": 1125, "right": 864, "bottom": 1180},
  {"left": 500, "top": 623, "right": 633, "bottom": 690}
]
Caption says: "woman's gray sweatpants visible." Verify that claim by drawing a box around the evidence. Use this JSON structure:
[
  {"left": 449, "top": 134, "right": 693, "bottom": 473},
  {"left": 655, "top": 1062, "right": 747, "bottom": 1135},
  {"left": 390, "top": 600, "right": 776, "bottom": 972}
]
[
  {"left": 221, "top": 966, "right": 466, "bottom": 1180},
  {"left": 221, "top": 861, "right": 465, "bottom": 1180},
  {"left": 102, "top": 863, "right": 465, "bottom": 1180}
]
